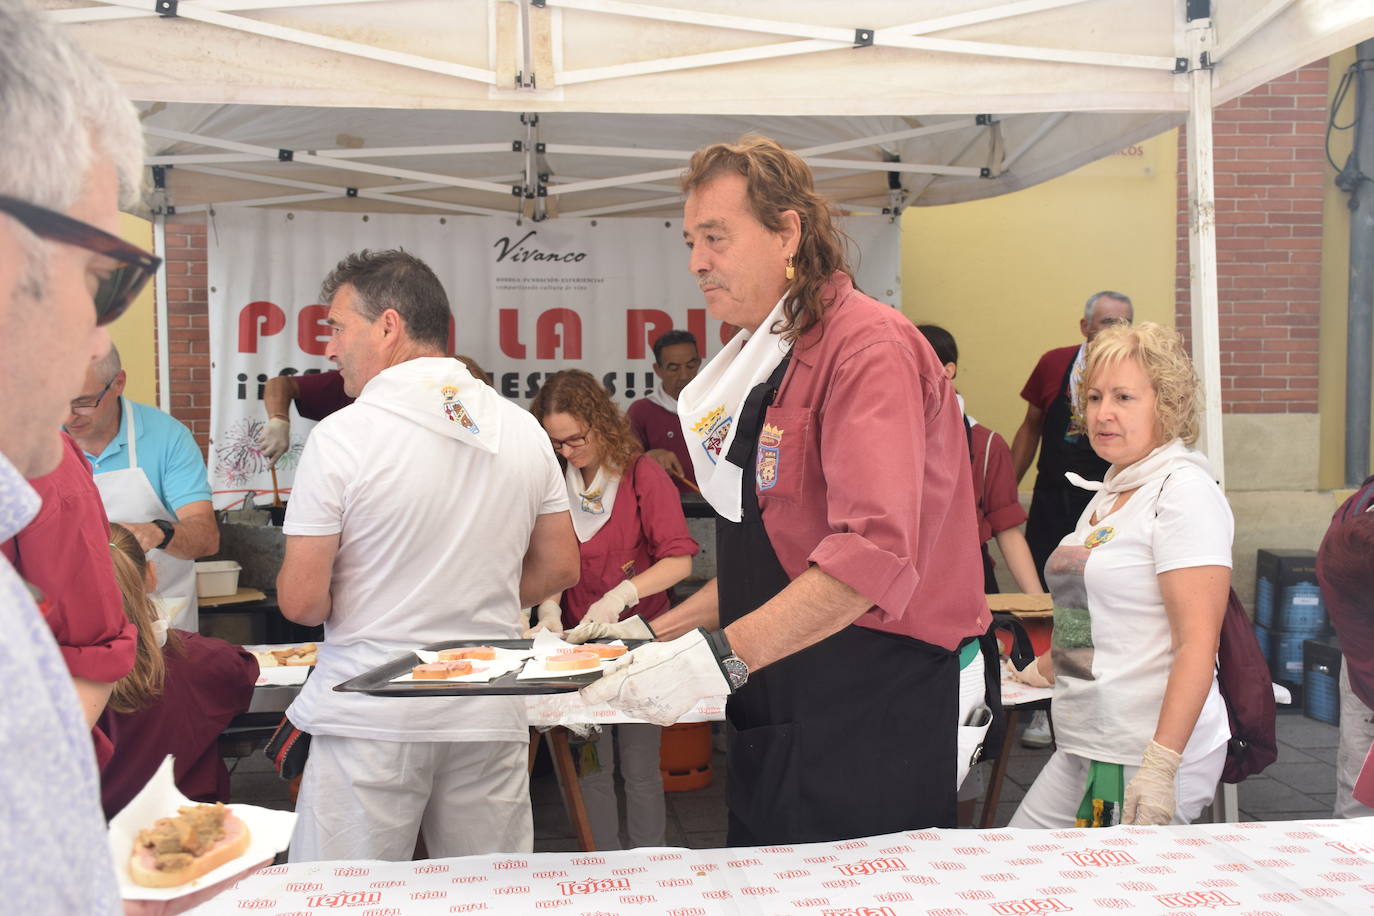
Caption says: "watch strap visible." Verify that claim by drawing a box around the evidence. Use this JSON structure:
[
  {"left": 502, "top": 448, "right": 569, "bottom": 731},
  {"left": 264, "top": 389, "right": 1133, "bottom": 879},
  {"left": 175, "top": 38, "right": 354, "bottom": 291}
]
[{"left": 153, "top": 519, "right": 175, "bottom": 550}]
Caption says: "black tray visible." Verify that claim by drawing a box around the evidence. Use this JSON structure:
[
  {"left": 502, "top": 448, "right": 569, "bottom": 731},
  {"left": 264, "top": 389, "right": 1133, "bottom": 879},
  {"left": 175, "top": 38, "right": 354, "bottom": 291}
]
[{"left": 331, "top": 638, "right": 633, "bottom": 697}]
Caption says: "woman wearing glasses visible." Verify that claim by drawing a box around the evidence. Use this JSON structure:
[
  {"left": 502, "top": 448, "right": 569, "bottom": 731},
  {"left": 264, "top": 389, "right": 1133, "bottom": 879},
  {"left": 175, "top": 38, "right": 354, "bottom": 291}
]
[{"left": 529, "top": 370, "right": 698, "bottom": 850}]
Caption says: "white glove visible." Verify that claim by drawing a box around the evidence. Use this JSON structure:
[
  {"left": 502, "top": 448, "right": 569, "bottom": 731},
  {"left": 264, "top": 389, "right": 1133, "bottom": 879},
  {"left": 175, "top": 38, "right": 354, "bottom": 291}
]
[
  {"left": 1122, "top": 739, "right": 1182, "bottom": 826},
  {"left": 518, "top": 607, "right": 532, "bottom": 632},
  {"left": 523, "top": 599, "right": 564, "bottom": 637},
  {"left": 1007, "top": 653, "right": 1054, "bottom": 688},
  {"left": 579, "top": 628, "right": 728, "bottom": 726},
  {"left": 583, "top": 579, "right": 639, "bottom": 625},
  {"left": 257, "top": 417, "right": 291, "bottom": 463},
  {"left": 564, "top": 614, "right": 655, "bottom": 645}
]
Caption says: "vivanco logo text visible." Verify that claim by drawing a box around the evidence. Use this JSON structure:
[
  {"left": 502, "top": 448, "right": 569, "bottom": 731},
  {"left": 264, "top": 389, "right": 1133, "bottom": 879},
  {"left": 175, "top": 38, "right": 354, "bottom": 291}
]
[
  {"left": 1064, "top": 849, "right": 1139, "bottom": 867},
  {"left": 1153, "top": 891, "right": 1240, "bottom": 909},
  {"left": 836, "top": 858, "right": 908, "bottom": 876},
  {"left": 304, "top": 892, "right": 382, "bottom": 908},
  {"left": 557, "top": 878, "right": 630, "bottom": 895},
  {"left": 989, "top": 897, "right": 1073, "bottom": 914}
]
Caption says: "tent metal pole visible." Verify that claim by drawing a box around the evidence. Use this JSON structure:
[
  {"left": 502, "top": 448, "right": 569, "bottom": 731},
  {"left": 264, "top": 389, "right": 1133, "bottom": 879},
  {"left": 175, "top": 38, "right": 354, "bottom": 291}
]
[
  {"left": 1344, "top": 39, "right": 1374, "bottom": 486},
  {"left": 153, "top": 213, "right": 172, "bottom": 414},
  {"left": 1185, "top": 19, "right": 1225, "bottom": 486}
]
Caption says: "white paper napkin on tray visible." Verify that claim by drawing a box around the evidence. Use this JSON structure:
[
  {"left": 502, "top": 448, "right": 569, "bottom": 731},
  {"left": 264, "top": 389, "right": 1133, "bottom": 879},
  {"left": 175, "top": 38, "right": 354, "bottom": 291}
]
[
  {"left": 109, "top": 756, "right": 296, "bottom": 901},
  {"left": 388, "top": 646, "right": 529, "bottom": 683}
]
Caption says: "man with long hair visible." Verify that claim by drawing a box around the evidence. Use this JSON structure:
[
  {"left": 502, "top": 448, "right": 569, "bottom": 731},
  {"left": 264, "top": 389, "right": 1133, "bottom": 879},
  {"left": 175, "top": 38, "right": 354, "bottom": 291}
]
[{"left": 580, "top": 136, "right": 990, "bottom": 843}]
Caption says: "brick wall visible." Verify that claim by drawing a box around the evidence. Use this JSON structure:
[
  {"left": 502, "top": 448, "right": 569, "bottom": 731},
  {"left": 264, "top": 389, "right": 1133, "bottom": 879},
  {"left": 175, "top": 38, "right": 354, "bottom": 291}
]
[
  {"left": 161, "top": 224, "right": 212, "bottom": 451},
  {"left": 1174, "top": 61, "right": 1328, "bottom": 414}
]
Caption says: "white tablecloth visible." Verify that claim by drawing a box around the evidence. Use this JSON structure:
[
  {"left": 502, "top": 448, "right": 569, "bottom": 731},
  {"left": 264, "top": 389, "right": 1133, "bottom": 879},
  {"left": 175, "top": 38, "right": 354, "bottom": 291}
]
[{"left": 193, "top": 818, "right": 1374, "bottom": 914}]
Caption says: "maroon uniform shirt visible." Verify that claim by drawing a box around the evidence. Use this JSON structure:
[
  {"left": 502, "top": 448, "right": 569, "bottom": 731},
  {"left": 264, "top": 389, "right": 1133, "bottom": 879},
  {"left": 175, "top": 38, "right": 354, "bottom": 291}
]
[
  {"left": 1019, "top": 344, "right": 1079, "bottom": 413},
  {"left": 626, "top": 398, "right": 697, "bottom": 493},
  {"left": 98, "top": 631, "right": 258, "bottom": 819},
  {"left": 293, "top": 369, "right": 354, "bottom": 421},
  {"left": 971, "top": 422, "right": 1028, "bottom": 546},
  {"left": 758, "top": 272, "right": 990, "bottom": 651},
  {"left": 560, "top": 456, "right": 698, "bottom": 628}
]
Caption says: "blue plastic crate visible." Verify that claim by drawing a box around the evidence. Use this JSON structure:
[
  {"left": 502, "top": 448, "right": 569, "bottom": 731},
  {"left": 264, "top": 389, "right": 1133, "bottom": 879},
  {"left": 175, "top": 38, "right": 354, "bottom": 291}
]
[
  {"left": 1253, "top": 623, "right": 1272, "bottom": 667},
  {"left": 1273, "top": 628, "right": 1322, "bottom": 686},
  {"left": 1255, "top": 577, "right": 1275, "bottom": 629},
  {"left": 1302, "top": 638, "right": 1342, "bottom": 727},
  {"left": 1277, "top": 582, "right": 1326, "bottom": 632}
]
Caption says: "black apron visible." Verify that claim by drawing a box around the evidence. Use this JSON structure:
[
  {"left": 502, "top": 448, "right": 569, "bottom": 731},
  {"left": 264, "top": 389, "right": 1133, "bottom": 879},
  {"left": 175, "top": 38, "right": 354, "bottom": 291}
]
[
  {"left": 716, "top": 354, "right": 962, "bottom": 846},
  {"left": 1025, "top": 352, "right": 1109, "bottom": 586}
]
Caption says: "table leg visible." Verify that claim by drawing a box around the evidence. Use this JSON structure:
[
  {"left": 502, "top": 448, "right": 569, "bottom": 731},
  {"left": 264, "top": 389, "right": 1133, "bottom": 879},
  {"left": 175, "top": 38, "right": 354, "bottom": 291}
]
[
  {"left": 545, "top": 727, "right": 598, "bottom": 851},
  {"left": 980, "top": 707, "right": 1023, "bottom": 829}
]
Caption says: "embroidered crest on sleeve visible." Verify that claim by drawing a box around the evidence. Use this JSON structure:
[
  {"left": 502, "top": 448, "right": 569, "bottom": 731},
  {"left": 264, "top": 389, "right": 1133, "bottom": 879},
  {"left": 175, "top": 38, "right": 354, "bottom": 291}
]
[
  {"left": 756, "top": 423, "right": 783, "bottom": 490},
  {"left": 690, "top": 405, "right": 732, "bottom": 466},
  {"left": 440, "top": 385, "right": 479, "bottom": 433}
]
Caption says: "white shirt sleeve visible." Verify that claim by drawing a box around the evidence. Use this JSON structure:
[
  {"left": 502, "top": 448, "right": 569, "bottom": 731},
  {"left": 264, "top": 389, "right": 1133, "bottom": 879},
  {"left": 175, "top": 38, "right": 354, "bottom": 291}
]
[
  {"left": 1152, "top": 467, "right": 1234, "bottom": 574},
  {"left": 538, "top": 446, "right": 570, "bottom": 516},
  {"left": 281, "top": 420, "right": 354, "bottom": 536}
]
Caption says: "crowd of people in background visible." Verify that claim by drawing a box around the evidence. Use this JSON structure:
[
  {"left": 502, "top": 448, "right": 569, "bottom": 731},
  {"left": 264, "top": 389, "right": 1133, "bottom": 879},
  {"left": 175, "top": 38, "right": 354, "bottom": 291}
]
[{"left": 0, "top": 0, "right": 1370, "bottom": 911}]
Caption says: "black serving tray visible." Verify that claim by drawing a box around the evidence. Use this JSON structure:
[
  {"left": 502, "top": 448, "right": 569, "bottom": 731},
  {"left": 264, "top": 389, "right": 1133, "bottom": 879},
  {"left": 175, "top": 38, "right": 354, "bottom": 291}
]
[{"left": 331, "top": 637, "right": 636, "bottom": 698}]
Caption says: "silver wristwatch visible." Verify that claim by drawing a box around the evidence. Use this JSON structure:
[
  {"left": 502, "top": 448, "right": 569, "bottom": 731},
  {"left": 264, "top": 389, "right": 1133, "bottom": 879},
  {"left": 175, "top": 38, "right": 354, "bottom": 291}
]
[{"left": 704, "top": 628, "right": 749, "bottom": 692}]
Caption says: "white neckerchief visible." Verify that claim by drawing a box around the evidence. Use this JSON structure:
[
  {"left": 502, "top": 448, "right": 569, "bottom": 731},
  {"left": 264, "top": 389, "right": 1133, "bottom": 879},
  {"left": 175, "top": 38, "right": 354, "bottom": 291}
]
[
  {"left": 1065, "top": 438, "right": 1208, "bottom": 496},
  {"left": 646, "top": 388, "right": 677, "bottom": 414},
  {"left": 956, "top": 392, "right": 978, "bottom": 428},
  {"left": 676, "top": 297, "right": 790, "bottom": 522},
  {"left": 566, "top": 462, "right": 621, "bottom": 543}
]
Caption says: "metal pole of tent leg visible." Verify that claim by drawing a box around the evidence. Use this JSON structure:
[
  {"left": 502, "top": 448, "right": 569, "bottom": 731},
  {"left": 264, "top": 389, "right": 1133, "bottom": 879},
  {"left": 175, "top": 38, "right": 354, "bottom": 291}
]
[
  {"left": 1344, "top": 39, "right": 1374, "bottom": 486},
  {"left": 154, "top": 213, "right": 172, "bottom": 413},
  {"left": 1185, "top": 5, "right": 1237, "bottom": 824}
]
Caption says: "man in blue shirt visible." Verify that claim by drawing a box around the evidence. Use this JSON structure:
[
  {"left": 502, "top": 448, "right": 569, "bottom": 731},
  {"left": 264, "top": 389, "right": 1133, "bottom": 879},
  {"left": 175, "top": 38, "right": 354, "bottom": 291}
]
[{"left": 66, "top": 345, "right": 219, "bottom": 630}]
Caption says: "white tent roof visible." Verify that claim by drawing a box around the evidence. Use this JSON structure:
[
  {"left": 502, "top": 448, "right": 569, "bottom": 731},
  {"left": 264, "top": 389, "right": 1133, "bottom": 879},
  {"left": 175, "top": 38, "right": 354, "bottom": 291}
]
[{"left": 46, "top": 0, "right": 1374, "bottom": 218}]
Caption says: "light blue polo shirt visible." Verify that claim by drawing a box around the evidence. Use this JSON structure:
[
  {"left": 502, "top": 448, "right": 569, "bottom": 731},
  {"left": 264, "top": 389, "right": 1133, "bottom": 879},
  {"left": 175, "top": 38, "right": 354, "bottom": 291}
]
[{"left": 82, "top": 398, "right": 212, "bottom": 515}]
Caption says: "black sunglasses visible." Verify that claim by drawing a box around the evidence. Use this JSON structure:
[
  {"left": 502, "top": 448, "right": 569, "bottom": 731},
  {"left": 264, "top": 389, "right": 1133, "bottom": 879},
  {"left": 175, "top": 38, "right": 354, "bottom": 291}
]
[{"left": 0, "top": 195, "right": 161, "bottom": 326}]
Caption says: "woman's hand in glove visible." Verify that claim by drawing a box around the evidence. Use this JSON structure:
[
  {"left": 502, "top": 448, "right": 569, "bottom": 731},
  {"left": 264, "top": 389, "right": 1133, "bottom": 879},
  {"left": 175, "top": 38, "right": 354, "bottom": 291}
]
[
  {"left": 523, "top": 599, "right": 564, "bottom": 636},
  {"left": 564, "top": 614, "right": 655, "bottom": 645},
  {"left": 1122, "top": 739, "right": 1182, "bottom": 825},
  {"left": 583, "top": 579, "right": 639, "bottom": 625},
  {"left": 1006, "top": 653, "right": 1054, "bottom": 688},
  {"left": 257, "top": 417, "right": 291, "bottom": 464}
]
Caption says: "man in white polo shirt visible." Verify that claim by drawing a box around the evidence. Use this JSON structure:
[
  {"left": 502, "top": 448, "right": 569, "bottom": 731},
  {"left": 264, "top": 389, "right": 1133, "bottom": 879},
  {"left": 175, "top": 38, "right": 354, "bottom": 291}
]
[{"left": 278, "top": 248, "right": 579, "bottom": 862}]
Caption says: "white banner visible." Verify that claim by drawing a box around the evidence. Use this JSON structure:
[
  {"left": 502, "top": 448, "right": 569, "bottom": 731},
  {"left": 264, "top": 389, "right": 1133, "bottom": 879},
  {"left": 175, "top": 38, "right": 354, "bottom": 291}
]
[{"left": 207, "top": 209, "right": 900, "bottom": 508}]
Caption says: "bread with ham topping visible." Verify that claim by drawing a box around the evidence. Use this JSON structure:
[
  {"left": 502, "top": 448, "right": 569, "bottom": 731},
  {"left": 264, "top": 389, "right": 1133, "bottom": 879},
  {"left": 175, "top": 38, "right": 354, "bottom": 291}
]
[{"left": 129, "top": 803, "right": 250, "bottom": 888}]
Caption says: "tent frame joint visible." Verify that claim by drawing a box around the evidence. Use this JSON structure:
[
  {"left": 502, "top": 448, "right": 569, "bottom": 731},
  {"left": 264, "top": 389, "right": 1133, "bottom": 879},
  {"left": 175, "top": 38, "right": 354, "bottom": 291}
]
[
  {"left": 155, "top": 0, "right": 177, "bottom": 18},
  {"left": 346, "top": 187, "right": 358, "bottom": 198},
  {"left": 853, "top": 28, "right": 874, "bottom": 48},
  {"left": 278, "top": 148, "right": 294, "bottom": 162}
]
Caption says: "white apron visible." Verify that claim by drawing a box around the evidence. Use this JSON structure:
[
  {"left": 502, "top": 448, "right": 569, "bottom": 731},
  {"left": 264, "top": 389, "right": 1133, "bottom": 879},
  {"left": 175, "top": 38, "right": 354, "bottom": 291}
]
[{"left": 94, "top": 399, "right": 199, "bottom": 631}]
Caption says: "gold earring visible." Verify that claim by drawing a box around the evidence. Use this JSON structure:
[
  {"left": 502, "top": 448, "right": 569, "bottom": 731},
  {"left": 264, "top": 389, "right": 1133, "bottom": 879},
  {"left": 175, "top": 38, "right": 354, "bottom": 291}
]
[{"left": 785, "top": 254, "right": 795, "bottom": 281}]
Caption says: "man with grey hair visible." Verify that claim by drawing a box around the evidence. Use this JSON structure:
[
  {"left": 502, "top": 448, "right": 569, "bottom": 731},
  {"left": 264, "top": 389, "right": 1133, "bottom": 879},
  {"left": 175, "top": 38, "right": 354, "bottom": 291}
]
[
  {"left": 0, "top": 0, "right": 155, "bottom": 910},
  {"left": 1012, "top": 290, "right": 1134, "bottom": 579},
  {"left": 65, "top": 343, "right": 220, "bottom": 631},
  {"left": 278, "top": 248, "right": 579, "bottom": 861}
]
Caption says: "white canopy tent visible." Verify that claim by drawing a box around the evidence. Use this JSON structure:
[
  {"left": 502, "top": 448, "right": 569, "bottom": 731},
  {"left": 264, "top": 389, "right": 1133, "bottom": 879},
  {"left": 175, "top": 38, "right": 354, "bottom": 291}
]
[{"left": 48, "top": 0, "right": 1374, "bottom": 470}]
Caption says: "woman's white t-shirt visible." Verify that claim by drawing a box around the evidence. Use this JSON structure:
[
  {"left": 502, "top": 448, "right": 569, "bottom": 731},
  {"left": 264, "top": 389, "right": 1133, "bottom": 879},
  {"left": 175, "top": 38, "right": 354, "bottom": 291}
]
[{"left": 1047, "top": 454, "right": 1233, "bottom": 767}]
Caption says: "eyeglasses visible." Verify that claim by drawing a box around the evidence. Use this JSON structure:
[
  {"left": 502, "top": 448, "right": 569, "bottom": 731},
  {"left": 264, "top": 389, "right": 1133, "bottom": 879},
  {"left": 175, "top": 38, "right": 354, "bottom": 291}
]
[
  {"left": 70, "top": 375, "right": 117, "bottom": 415},
  {"left": 548, "top": 430, "right": 589, "bottom": 451},
  {"left": 0, "top": 195, "right": 162, "bottom": 326}
]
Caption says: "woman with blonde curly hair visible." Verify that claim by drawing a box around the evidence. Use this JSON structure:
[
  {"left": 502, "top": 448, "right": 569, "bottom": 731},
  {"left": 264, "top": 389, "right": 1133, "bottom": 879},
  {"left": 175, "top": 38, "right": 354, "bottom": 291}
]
[
  {"left": 1010, "top": 322, "right": 1234, "bottom": 828},
  {"left": 527, "top": 369, "right": 698, "bottom": 849}
]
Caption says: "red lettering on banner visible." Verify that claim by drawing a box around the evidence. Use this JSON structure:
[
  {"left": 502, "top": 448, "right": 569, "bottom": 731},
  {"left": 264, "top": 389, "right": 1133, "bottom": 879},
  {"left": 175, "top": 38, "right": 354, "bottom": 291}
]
[
  {"left": 239, "top": 301, "right": 286, "bottom": 353},
  {"left": 452, "top": 875, "right": 487, "bottom": 884},
  {"left": 1138, "top": 866, "right": 1176, "bottom": 875},
  {"left": 618, "top": 895, "right": 656, "bottom": 904},
  {"left": 657, "top": 878, "right": 693, "bottom": 887},
  {"left": 1007, "top": 858, "right": 1043, "bottom": 867},
  {"left": 1037, "top": 887, "right": 1076, "bottom": 896},
  {"left": 1301, "top": 887, "right": 1342, "bottom": 898},
  {"left": 626, "top": 310, "right": 672, "bottom": 359},
  {"left": 332, "top": 866, "right": 370, "bottom": 878},
  {"left": 531, "top": 871, "right": 567, "bottom": 879},
  {"left": 1153, "top": 890, "right": 1240, "bottom": 908},
  {"left": 874, "top": 892, "right": 912, "bottom": 904},
  {"left": 1259, "top": 893, "right": 1300, "bottom": 903},
  {"left": 257, "top": 866, "right": 288, "bottom": 876},
  {"left": 927, "top": 910, "right": 968, "bottom": 916},
  {"left": 1215, "top": 863, "right": 1250, "bottom": 872},
  {"left": 448, "top": 904, "right": 490, "bottom": 913},
  {"left": 1274, "top": 845, "right": 1308, "bottom": 854},
  {"left": 834, "top": 840, "right": 868, "bottom": 850},
  {"left": 1286, "top": 830, "right": 1320, "bottom": 839},
  {"left": 1091, "top": 898, "right": 1132, "bottom": 909},
  {"left": 416, "top": 863, "right": 450, "bottom": 874},
  {"left": 1327, "top": 839, "right": 1374, "bottom": 855},
  {"left": 1028, "top": 844, "right": 1063, "bottom": 853},
  {"left": 902, "top": 874, "right": 937, "bottom": 886},
  {"left": 836, "top": 858, "right": 908, "bottom": 876},
  {"left": 369, "top": 881, "right": 404, "bottom": 889},
  {"left": 1174, "top": 837, "right": 1209, "bottom": 847},
  {"left": 362, "top": 909, "right": 400, "bottom": 916},
  {"left": 534, "top": 900, "right": 570, "bottom": 909},
  {"left": 694, "top": 863, "right": 719, "bottom": 873},
  {"left": 957, "top": 889, "right": 994, "bottom": 900},
  {"left": 774, "top": 869, "right": 810, "bottom": 880},
  {"left": 491, "top": 860, "right": 526, "bottom": 871},
  {"left": 907, "top": 831, "right": 941, "bottom": 842},
  {"left": 931, "top": 860, "right": 967, "bottom": 871},
  {"left": 879, "top": 845, "right": 913, "bottom": 855},
  {"left": 305, "top": 892, "right": 382, "bottom": 907},
  {"left": 571, "top": 856, "right": 606, "bottom": 866},
  {"left": 981, "top": 873, "right": 1018, "bottom": 882},
  {"left": 759, "top": 846, "right": 796, "bottom": 854},
  {"left": 297, "top": 304, "right": 330, "bottom": 355},
  {"left": 1199, "top": 880, "right": 1238, "bottom": 889},
  {"left": 492, "top": 886, "right": 531, "bottom": 895},
  {"left": 1320, "top": 872, "right": 1363, "bottom": 882},
  {"left": 726, "top": 858, "right": 761, "bottom": 868},
  {"left": 804, "top": 856, "right": 839, "bottom": 864},
  {"left": 1065, "top": 850, "right": 1139, "bottom": 868},
  {"left": 649, "top": 853, "right": 684, "bottom": 862},
  {"left": 556, "top": 878, "right": 630, "bottom": 895},
  {"left": 1210, "top": 834, "right": 1243, "bottom": 843},
  {"left": 498, "top": 310, "right": 526, "bottom": 358},
  {"left": 821, "top": 879, "right": 860, "bottom": 889},
  {"left": 536, "top": 308, "right": 581, "bottom": 359},
  {"left": 1100, "top": 836, "right": 1136, "bottom": 846},
  {"left": 791, "top": 899, "right": 829, "bottom": 908},
  {"left": 701, "top": 890, "right": 732, "bottom": 900},
  {"left": 611, "top": 867, "right": 647, "bottom": 876},
  {"left": 1119, "top": 882, "right": 1157, "bottom": 892},
  {"left": 284, "top": 882, "right": 323, "bottom": 892},
  {"left": 739, "top": 886, "right": 777, "bottom": 896},
  {"left": 952, "top": 847, "right": 989, "bottom": 856},
  {"left": 1159, "top": 853, "right": 1195, "bottom": 861},
  {"left": 668, "top": 910, "right": 707, "bottom": 916},
  {"left": 982, "top": 833, "right": 1014, "bottom": 842},
  {"left": 989, "top": 897, "right": 1073, "bottom": 914},
  {"left": 1059, "top": 871, "right": 1094, "bottom": 880},
  {"left": 235, "top": 901, "right": 275, "bottom": 911},
  {"left": 819, "top": 908, "right": 897, "bottom": 916},
  {"left": 410, "top": 890, "right": 446, "bottom": 900}
]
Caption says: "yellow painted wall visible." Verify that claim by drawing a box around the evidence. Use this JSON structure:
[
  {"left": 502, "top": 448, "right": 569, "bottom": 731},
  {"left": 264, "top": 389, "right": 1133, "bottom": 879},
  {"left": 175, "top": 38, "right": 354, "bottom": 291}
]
[
  {"left": 112, "top": 213, "right": 157, "bottom": 404},
  {"left": 901, "top": 131, "right": 1179, "bottom": 490},
  {"left": 1318, "top": 48, "right": 1374, "bottom": 489}
]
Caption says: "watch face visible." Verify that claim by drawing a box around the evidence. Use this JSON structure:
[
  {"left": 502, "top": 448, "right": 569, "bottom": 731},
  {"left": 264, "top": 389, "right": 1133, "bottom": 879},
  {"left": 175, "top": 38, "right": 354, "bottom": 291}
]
[{"left": 723, "top": 656, "right": 749, "bottom": 689}]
